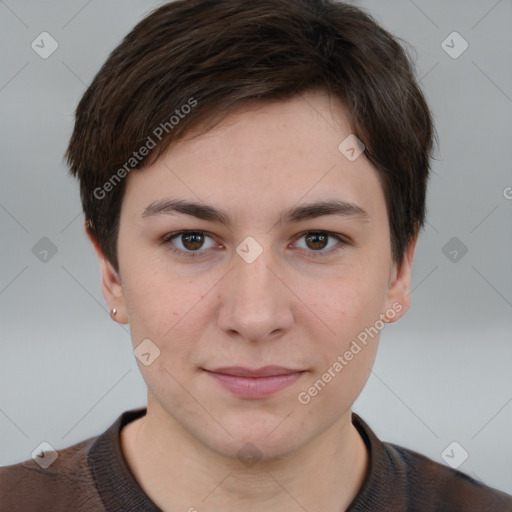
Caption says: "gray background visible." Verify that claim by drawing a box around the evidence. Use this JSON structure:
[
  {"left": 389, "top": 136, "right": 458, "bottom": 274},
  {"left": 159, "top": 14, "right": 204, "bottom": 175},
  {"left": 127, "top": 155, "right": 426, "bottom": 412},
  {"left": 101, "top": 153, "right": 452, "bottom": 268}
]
[{"left": 1, "top": 0, "right": 511, "bottom": 497}]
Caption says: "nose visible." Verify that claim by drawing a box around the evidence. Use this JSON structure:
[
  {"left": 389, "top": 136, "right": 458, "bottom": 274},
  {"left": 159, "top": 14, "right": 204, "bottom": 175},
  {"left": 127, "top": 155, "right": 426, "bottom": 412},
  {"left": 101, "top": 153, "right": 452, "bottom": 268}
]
[{"left": 216, "top": 241, "right": 294, "bottom": 343}]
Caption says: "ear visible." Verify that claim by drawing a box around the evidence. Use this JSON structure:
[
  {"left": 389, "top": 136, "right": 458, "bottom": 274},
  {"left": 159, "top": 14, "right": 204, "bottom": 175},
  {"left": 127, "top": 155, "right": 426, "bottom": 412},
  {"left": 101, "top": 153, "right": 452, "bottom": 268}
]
[
  {"left": 382, "top": 235, "right": 417, "bottom": 323},
  {"left": 85, "top": 223, "right": 129, "bottom": 324}
]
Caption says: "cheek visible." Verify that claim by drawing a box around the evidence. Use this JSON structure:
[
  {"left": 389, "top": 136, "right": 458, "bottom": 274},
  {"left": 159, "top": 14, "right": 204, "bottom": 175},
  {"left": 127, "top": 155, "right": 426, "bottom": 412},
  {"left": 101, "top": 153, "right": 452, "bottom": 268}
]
[
  {"left": 120, "top": 245, "right": 195, "bottom": 335},
  {"left": 295, "top": 271, "right": 384, "bottom": 412},
  {"left": 121, "top": 257, "right": 219, "bottom": 380},
  {"left": 298, "top": 258, "right": 390, "bottom": 342},
  {"left": 296, "top": 343, "right": 377, "bottom": 421}
]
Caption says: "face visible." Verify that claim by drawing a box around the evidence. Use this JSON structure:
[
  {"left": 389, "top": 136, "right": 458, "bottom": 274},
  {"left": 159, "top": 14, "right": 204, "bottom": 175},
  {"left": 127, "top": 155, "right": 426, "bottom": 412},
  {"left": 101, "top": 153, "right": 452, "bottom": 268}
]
[{"left": 91, "top": 89, "right": 415, "bottom": 461}]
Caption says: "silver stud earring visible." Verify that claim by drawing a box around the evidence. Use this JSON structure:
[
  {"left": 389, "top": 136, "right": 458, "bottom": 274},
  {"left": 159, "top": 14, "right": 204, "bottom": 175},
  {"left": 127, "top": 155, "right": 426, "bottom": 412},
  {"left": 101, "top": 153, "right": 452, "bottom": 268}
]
[{"left": 110, "top": 308, "right": 117, "bottom": 317}]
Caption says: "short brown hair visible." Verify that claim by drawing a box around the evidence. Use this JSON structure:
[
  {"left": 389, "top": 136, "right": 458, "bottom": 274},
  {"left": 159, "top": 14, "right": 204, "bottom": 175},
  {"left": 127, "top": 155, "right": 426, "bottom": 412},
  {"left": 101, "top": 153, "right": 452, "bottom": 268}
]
[{"left": 66, "top": 0, "right": 435, "bottom": 272}]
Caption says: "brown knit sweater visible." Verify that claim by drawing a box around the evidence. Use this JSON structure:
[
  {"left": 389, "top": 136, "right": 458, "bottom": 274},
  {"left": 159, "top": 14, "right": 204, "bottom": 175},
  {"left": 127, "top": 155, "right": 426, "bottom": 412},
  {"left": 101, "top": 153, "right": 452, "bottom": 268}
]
[{"left": 1, "top": 408, "right": 511, "bottom": 511}]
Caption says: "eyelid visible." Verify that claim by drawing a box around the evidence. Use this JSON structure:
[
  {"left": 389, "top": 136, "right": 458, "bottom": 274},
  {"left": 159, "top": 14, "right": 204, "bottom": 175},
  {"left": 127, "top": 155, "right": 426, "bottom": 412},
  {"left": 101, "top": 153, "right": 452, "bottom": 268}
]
[
  {"left": 291, "top": 230, "right": 350, "bottom": 257},
  {"left": 162, "top": 229, "right": 351, "bottom": 258},
  {"left": 161, "top": 230, "right": 219, "bottom": 259}
]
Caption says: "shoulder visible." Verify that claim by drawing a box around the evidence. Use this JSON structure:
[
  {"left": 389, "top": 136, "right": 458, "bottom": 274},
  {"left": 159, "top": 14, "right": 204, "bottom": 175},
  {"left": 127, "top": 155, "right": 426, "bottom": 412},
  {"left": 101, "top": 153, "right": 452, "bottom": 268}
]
[
  {"left": 350, "top": 414, "right": 512, "bottom": 512},
  {"left": 384, "top": 441, "right": 512, "bottom": 511},
  {"left": 0, "top": 436, "right": 105, "bottom": 512}
]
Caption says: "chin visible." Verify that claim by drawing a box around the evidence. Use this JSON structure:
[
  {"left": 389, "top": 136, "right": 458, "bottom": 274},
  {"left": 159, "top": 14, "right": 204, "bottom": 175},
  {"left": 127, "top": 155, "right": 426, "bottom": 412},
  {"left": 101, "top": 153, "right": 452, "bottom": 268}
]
[
  {"left": 210, "top": 435, "right": 301, "bottom": 465},
  {"left": 201, "top": 415, "right": 306, "bottom": 463}
]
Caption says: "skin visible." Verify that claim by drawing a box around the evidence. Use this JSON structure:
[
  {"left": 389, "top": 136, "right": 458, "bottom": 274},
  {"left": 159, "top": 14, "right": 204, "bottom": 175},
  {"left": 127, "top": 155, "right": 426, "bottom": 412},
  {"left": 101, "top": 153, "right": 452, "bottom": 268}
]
[{"left": 88, "top": 89, "right": 416, "bottom": 512}]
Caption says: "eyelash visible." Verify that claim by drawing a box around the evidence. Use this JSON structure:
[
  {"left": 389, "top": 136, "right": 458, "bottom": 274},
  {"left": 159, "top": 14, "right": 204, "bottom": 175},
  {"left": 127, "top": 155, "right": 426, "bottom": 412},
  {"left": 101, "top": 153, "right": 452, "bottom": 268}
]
[{"left": 161, "top": 230, "right": 350, "bottom": 259}]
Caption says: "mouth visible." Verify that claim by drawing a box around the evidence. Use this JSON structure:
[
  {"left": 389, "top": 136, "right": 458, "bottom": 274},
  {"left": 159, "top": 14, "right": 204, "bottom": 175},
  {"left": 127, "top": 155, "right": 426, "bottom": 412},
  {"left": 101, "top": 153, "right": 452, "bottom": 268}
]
[{"left": 202, "top": 366, "right": 306, "bottom": 399}]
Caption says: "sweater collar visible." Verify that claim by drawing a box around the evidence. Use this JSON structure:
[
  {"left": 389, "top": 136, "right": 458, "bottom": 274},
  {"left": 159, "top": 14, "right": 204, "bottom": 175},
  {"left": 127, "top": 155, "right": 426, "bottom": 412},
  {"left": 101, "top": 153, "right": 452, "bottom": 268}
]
[{"left": 89, "top": 407, "right": 384, "bottom": 511}]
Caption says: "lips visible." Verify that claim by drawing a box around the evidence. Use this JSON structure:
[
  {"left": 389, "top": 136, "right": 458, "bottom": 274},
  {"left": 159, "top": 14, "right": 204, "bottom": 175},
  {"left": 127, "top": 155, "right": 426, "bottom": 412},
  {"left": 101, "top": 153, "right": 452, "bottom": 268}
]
[
  {"left": 206, "top": 366, "right": 302, "bottom": 377},
  {"left": 203, "top": 366, "right": 305, "bottom": 399}
]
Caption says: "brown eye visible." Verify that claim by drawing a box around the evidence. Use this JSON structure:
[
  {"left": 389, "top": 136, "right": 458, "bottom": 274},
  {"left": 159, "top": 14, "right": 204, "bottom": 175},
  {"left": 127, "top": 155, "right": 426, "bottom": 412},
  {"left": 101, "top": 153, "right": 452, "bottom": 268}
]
[
  {"left": 294, "top": 231, "right": 347, "bottom": 257},
  {"left": 304, "top": 232, "right": 329, "bottom": 250},
  {"left": 180, "top": 232, "right": 205, "bottom": 250},
  {"left": 163, "top": 230, "right": 217, "bottom": 258}
]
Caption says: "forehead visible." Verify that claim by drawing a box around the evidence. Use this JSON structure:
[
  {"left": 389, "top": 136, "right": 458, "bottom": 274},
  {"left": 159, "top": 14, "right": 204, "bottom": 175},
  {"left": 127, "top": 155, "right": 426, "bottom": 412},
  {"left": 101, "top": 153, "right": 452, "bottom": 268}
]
[{"left": 121, "top": 90, "right": 387, "bottom": 226}]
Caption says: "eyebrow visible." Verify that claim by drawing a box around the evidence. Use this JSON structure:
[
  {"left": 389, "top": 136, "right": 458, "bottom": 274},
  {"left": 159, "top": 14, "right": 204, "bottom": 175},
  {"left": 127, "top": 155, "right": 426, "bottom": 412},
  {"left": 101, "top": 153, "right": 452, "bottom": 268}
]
[{"left": 141, "top": 198, "right": 370, "bottom": 225}]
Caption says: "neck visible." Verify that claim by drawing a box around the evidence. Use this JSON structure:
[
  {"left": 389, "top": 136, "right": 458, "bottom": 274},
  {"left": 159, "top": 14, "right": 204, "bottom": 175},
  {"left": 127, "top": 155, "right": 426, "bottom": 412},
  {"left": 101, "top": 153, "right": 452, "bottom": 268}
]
[{"left": 121, "top": 404, "right": 369, "bottom": 512}]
